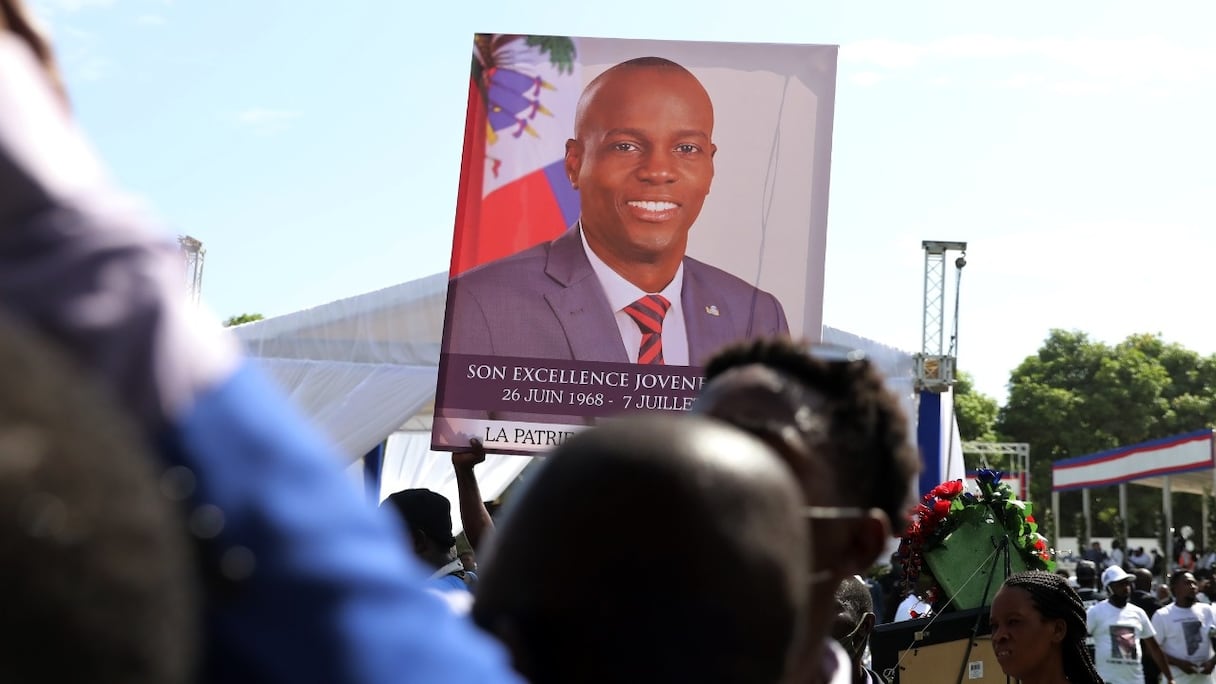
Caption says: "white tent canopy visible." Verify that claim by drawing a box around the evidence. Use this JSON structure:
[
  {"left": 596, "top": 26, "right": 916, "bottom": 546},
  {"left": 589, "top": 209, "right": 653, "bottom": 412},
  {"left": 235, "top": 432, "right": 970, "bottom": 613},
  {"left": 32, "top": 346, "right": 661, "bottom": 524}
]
[
  {"left": 234, "top": 272, "right": 448, "bottom": 462},
  {"left": 232, "top": 271, "right": 921, "bottom": 520}
]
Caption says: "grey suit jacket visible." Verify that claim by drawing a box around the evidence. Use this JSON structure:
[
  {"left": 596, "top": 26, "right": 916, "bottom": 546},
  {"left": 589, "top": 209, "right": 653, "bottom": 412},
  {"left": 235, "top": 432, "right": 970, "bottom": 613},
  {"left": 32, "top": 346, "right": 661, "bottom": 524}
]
[{"left": 443, "top": 227, "right": 789, "bottom": 366}]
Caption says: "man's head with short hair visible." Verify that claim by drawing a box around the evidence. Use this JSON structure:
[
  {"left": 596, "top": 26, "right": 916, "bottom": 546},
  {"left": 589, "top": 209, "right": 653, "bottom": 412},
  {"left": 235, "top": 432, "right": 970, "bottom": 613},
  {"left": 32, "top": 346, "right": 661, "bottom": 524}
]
[
  {"left": 382, "top": 488, "right": 457, "bottom": 569},
  {"left": 1074, "top": 560, "right": 1097, "bottom": 588},
  {"left": 1132, "top": 567, "right": 1153, "bottom": 592},
  {"left": 564, "top": 56, "right": 717, "bottom": 293},
  {"left": 1169, "top": 569, "right": 1198, "bottom": 606},
  {"left": 694, "top": 337, "right": 917, "bottom": 681},
  {"left": 832, "top": 576, "right": 876, "bottom": 671},
  {"left": 473, "top": 414, "right": 808, "bottom": 684},
  {"left": 459, "top": 550, "right": 477, "bottom": 573}
]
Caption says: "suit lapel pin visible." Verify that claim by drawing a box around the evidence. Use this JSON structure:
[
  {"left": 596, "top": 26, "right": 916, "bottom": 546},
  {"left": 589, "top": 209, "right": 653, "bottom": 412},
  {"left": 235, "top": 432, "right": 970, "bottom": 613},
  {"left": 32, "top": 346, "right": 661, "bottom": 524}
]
[{"left": 705, "top": 305, "right": 720, "bottom": 317}]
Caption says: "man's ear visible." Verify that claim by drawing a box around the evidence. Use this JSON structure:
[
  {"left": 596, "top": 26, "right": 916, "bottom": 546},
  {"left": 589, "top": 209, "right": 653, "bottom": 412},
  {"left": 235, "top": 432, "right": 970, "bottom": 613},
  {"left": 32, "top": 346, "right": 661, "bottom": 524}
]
[
  {"left": 564, "top": 138, "right": 582, "bottom": 190},
  {"left": 838, "top": 512, "right": 891, "bottom": 576},
  {"left": 861, "top": 610, "right": 877, "bottom": 637}
]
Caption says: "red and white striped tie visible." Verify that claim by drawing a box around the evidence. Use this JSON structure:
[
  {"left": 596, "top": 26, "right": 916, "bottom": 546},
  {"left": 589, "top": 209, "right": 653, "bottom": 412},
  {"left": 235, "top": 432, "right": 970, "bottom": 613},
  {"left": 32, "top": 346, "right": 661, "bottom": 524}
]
[{"left": 624, "top": 295, "right": 671, "bottom": 365}]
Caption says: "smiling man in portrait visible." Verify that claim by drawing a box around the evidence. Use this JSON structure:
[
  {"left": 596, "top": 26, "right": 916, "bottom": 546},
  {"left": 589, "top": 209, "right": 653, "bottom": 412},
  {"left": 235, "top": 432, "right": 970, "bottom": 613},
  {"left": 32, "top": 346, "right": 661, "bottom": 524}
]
[{"left": 441, "top": 56, "right": 788, "bottom": 369}]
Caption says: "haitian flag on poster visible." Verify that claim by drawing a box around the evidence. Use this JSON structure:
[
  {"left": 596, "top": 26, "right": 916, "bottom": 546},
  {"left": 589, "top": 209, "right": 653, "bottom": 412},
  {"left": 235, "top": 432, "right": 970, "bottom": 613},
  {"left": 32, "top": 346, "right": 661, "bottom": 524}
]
[{"left": 450, "top": 35, "right": 582, "bottom": 276}]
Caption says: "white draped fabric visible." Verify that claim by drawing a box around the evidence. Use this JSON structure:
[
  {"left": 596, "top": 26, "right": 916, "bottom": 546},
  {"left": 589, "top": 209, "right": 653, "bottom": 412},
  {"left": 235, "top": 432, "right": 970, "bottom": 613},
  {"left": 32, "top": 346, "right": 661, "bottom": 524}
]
[
  {"left": 233, "top": 272, "right": 448, "bottom": 462},
  {"left": 256, "top": 358, "right": 437, "bottom": 460}
]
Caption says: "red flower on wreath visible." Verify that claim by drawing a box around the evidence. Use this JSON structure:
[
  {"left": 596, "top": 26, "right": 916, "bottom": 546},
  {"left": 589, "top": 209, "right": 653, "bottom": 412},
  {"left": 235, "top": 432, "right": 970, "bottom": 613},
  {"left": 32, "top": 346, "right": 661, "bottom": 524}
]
[
  {"left": 897, "top": 479, "right": 966, "bottom": 604},
  {"left": 931, "top": 480, "right": 964, "bottom": 499}
]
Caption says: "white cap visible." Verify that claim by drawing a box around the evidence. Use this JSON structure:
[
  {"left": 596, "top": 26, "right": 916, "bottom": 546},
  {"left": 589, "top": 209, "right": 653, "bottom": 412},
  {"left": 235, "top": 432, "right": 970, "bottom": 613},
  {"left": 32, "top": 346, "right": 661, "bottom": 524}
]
[{"left": 1102, "top": 565, "right": 1132, "bottom": 588}]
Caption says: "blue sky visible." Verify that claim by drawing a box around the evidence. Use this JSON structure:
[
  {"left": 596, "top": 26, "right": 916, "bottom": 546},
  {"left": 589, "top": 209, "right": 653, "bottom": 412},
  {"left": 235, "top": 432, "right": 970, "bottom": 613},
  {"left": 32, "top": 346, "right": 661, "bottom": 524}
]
[{"left": 28, "top": 0, "right": 1216, "bottom": 402}]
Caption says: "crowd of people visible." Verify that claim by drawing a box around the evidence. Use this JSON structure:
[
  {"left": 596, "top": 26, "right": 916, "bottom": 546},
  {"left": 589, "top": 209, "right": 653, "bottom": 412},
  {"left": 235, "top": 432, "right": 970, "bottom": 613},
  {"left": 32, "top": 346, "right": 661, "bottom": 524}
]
[
  {"left": 1083, "top": 540, "right": 1173, "bottom": 578},
  {"left": 10, "top": 1, "right": 1216, "bottom": 683}
]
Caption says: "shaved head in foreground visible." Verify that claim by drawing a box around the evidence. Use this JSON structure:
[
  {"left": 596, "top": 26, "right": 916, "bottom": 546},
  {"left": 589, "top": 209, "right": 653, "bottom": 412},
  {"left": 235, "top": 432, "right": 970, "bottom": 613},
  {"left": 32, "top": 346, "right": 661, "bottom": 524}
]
[{"left": 474, "top": 414, "right": 809, "bottom": 684}]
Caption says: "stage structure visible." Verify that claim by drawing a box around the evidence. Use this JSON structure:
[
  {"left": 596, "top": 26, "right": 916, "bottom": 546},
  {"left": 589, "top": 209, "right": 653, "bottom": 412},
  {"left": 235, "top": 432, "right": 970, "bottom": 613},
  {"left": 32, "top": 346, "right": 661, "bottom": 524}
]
[
  {"left": 1052, "top": 429, "right": 1216, "bottom": 569},
  {"left": 915, "top": 241, "right": 967, "bottom": 497},
  {"left": 963, "top": 441, "right": 1031, "bottom": 499},
  {"left": 915, "top": 240, "right": 966, "bottom": 394},
  {"left": 178, "top": 234, "right": 205, "bottom": 306}
]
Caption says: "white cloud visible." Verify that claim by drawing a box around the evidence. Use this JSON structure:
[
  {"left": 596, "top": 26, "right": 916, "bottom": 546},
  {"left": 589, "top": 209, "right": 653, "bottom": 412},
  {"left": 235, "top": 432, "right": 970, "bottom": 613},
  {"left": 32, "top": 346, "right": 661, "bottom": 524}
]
[
  {"left": 955, "top": 218, "right": 1216, "bottom": 400},
  {"left": 135, "top": 14, "right": 164, "bottom": 25},
  {"left": 849, "top": 71, "right": 885, "bottom": 87},
  {"left": 842, "top": 35, "right": 1216, "bottom": 92},
  {"left": 73, "top": 55, "right": 111, "bottom": 81},
  {"left": 1049, "top": 80, "right": 1112, "bottom": 97},
  {"left": 49, "top": 28, "right": 113, "bottom": 82},
  {"left": 995, "top": 73, "right": 1045, "bottom": 90},
  {"left": 231, "top": 108, "right": 303, "bottom": 134},
  {"left": 844, "top": 38, "right": 926, "bottom": 70}
]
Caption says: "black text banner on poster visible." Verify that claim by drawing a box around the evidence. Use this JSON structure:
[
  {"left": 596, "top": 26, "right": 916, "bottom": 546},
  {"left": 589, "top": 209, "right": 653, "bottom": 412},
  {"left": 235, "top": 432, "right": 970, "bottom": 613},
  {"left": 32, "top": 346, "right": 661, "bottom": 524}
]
[{"left": 435, "top": 418, "right": 581, "bottom": 455}]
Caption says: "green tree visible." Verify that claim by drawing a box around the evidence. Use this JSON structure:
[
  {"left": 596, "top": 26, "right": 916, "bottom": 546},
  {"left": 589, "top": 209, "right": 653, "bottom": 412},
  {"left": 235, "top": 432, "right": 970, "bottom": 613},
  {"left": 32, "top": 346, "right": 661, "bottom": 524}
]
[
  {"left": 222, "top": 313, "right": 264, "bottom": 327},
  {"left": 997, "top": 330, "right": 1216, "bottom": 537},
  {"left": 953, "top": 371, "right": 999, "bottom": 442}
]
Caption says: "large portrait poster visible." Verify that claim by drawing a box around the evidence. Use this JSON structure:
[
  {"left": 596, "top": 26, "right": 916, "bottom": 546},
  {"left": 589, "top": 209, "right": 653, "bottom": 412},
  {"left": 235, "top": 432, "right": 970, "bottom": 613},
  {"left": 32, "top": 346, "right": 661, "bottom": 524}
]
[{"left": 433, "top": 34, "right": 838, "bottom": 454}]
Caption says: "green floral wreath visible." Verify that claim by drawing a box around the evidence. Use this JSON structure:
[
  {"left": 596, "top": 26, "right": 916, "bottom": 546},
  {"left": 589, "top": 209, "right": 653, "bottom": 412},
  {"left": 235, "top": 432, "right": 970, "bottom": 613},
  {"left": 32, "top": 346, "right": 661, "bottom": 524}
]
[{"left": 896, "top": 469, "right": 1055, "bottom": 608}]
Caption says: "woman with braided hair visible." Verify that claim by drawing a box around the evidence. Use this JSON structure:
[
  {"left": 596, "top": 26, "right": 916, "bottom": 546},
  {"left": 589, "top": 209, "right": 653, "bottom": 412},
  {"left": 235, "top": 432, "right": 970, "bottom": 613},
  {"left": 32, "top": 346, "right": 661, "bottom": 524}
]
[{"left": 989, "top": 571, "right": 1104, "bottom": 684}]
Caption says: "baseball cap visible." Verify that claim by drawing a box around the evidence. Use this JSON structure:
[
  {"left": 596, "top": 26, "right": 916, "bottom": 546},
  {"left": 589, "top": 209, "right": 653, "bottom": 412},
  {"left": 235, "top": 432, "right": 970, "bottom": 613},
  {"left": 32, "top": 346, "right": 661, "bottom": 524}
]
[
  {"left": 383, "top": 488, "right": 456, "bottom": 549},
  {"left": 1101, "top": 565, "right": 1132, "bottom": 588}
]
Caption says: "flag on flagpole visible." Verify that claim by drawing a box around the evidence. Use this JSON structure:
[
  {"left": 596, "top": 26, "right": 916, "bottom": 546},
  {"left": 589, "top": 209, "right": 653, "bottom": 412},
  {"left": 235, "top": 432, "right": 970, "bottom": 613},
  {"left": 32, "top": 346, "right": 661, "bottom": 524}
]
[{"left": 916, "top": 389, "right": 967, "bottom": 497}]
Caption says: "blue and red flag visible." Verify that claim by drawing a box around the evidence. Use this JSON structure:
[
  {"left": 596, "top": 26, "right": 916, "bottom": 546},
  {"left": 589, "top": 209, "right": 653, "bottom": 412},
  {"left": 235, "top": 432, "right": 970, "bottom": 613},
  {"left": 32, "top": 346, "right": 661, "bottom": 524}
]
[{"left": 450, "top": 34, "right": 582, "bottom": 276}]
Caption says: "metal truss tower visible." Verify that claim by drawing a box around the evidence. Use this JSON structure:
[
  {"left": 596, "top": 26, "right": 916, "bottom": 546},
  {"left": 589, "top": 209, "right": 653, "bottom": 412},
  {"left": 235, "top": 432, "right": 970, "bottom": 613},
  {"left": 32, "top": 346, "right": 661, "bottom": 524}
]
[
  {"left": 178, "top": 235, "right": 205, "bottom": 306},
  {"left": 915, "top": 240, "right": 967, "bottom": 392},
  {"left": 962, "top": 441, "right": 1031, "bottom": 500}
]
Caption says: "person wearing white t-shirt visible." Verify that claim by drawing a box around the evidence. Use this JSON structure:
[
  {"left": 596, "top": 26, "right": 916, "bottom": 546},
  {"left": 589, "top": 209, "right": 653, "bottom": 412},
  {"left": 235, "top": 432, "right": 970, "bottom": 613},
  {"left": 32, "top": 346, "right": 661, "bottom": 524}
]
[
  {"left": 1152, "top": 570, "right": 1216, "bottom": 684},
  {"left": 1087, "top": 565, "right": 1176, "bottom": 684},
  {"left": 1130, "top": 547, "right": 1154, "bottom": 570}
]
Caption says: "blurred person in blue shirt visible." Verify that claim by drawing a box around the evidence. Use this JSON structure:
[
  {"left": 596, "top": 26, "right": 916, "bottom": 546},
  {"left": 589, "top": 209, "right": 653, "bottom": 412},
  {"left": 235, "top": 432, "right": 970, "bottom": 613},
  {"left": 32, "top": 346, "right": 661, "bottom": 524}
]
[{"left": 0, "top": 3, "right": 520, "bottom": 681}]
